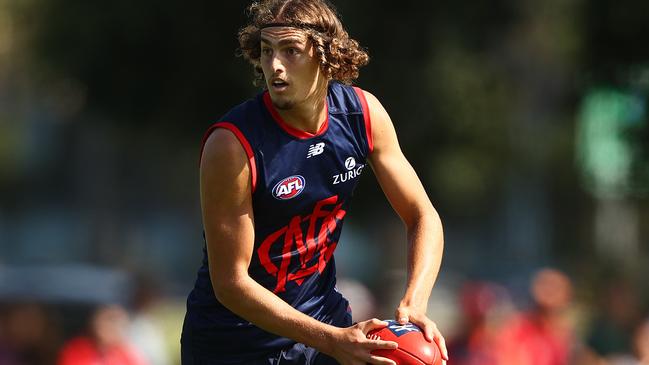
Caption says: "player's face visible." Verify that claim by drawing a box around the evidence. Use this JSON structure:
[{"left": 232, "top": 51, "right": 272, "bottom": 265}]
[{"left": 259, "top": 27, "right": 327, "bottom": 110}]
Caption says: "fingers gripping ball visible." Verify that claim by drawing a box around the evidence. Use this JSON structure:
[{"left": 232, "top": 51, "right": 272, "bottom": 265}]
[{"left": 367, "top": 320, "right": 442, "bottom": 365}]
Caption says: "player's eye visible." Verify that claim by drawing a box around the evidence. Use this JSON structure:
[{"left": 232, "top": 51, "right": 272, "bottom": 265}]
[
  {"left": 261, "top": 47, "right": 273, "bottom": 57},
  {"left": 286, "top": 47, "right": 300, "bottom": 56}
]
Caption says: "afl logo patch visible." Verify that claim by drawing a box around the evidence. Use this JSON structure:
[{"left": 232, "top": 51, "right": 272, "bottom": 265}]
[{"left": 273, "top": 175, "right": 306, "bottom": 200}]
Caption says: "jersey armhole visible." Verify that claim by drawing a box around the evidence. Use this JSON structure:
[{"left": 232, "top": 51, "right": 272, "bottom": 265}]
[
  {"left": 352, "top": 87, "right": 373, "bottom": 154},
  {"left": 199, "top": 122, "right": 257, "bottom": 193}
]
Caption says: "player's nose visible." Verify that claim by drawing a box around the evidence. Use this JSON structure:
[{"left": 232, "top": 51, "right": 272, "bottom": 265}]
[{"left": 271, "top": 55, "right": 285, "bottom": 74}]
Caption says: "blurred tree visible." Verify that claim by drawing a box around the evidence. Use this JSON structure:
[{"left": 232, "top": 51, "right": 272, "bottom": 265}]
[{"left": 17, "top": 0, "right": 254, "bottom": 130}]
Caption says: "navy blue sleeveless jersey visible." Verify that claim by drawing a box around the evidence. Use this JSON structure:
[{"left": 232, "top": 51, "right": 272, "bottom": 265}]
[{"left": 182, "top": 81, "right": 373, "bottom": 363}]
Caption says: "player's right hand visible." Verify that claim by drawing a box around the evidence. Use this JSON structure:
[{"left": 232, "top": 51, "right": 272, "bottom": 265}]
[{"left": 328, "top": 318, "right": 398, "bottom": 365}]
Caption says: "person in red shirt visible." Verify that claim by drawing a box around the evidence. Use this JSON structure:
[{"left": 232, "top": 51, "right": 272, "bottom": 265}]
[
  {"left": 447, "top": 281, "right": 514, "bottom": 365},
  {"left": 496, "top": 268, "right": 575, "bottom": 365},
  {"left": 57, "top": 305, "right": 147, "bottom": 365}
]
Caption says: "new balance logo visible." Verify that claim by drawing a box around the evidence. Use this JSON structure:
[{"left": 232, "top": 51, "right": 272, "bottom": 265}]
[{"left": 307, "top": 142, "right": 325, "bottom": 158}]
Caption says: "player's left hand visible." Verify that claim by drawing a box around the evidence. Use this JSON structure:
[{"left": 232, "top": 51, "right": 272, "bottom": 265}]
[{"left": 395, "top": 305, "right": 449, "bottom": 363}]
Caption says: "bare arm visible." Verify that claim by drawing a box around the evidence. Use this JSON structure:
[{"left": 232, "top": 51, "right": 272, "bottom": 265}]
[
  {"left": 363, "top": 90, "right": 448, "bottom": 361},
  {"left": 200, "top": 128, "right": 397, "bottom": 365}
]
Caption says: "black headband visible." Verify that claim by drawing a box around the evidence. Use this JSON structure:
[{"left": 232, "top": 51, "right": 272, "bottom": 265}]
[{"left": 260, "top": 22, "right": 326, "bottom": 34}]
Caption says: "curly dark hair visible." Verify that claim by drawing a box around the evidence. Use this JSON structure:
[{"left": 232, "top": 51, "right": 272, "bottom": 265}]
[{"left": 238, "top": 0, "right": 369, "bottom": 86}]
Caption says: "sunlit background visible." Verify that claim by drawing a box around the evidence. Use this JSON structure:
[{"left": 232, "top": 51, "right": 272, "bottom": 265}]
[{"left": 1, "top": 0, "right": 648, "bottom": 364}]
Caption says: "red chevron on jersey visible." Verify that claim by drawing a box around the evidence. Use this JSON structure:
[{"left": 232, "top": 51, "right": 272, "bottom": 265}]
[{"left": 257, "top": 195, "right": 347, "bottom": 293}]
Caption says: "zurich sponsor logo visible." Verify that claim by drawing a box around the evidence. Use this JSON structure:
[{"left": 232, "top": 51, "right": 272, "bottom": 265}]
[
  {"left": 333, "top": 156, "right": 365, "bottom": 185},
  {"left": 273, "top": 175, "right": 306, "bottom": 200},
  {"left": 345, "top": 157, "right": 356, "bottom": 170}
]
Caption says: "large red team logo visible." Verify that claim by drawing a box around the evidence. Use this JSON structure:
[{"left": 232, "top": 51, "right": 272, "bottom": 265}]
[
  {"left": 257, "top": 195, "right": 346, "bottom": 293},
  {"left": 273, "top": 175, "right": 306, "bottom": 200}
]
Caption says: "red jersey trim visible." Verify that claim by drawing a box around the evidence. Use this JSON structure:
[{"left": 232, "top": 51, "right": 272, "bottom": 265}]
[
  {"left": 199, "top": 122, "right": 257, "bottom": 193},
  {"left": 352, "top": 87, "right": 373, "bottom": 154},
  {"left": 263, "top": 92, "right": 329, "bottom": 139}
]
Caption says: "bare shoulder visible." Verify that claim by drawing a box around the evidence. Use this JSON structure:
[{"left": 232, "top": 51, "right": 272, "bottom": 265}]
[
  {"left": 358, "top": 88, "right": 379, "bottom": 105},
  {"left": 358, "top": 89, "right": 388, "bottom": 118},
  {"left": 200, "top": 128, "right": 251, "bottom": 195},
  {"left": 201, "top": 128, "right": 247, "bottom": 167},
  {"left": 357, "top": 89, "right": 399, "bottom": 156}
]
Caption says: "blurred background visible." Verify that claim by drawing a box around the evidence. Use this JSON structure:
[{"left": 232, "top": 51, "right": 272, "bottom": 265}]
[{"left": 1, "top": 0, "right": 648, "bottom": 364}]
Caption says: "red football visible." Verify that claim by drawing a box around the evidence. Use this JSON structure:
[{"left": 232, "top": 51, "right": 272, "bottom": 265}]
[{"left": 367, "top": 320, "right": 443, "bottom": 365}]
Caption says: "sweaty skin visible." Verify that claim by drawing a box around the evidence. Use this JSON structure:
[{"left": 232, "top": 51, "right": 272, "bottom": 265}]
[{"left": 201, "top": 26, "right": 447, "bottom": 365}]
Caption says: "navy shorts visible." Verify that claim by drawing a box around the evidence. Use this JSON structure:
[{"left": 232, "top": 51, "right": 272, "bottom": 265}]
[
  {"left": 181, "top": 341, "right": 340, "bottom": 365},
  {"left": 182, "top": 293, "right": 352, "bottom": 365}
]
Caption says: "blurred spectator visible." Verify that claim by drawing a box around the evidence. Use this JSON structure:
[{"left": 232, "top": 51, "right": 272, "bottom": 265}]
[
  {"left": 0, "top": 302, "right": 61, "bottom": 365},
  {"left": 57, "top": 304, "right": 147, "bottom": 365},
  {"left": 127, "top": 275, "right": 171, "bottom": 365},
  {"left": 634, "top": 319, "right": 649, "bottom": 365},
  {"left": 447, "top": 281, "right": 514, "bottom": 365},
  {"left": 598, "top": 318, "right": 649, "bottom": 365},
  {"left": 335, "top": 278, "right": 378, "bottom": 321},
  {"left": 586, "top": 279, "right": 642, "bottom": 361},
  {"left": 496, "top": 268, "right": 576, "bottom": 365}
]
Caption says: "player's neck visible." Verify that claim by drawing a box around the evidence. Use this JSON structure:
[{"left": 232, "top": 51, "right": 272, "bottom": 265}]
[
  {"left": 275, "top": 84, "right": 328, "bottom": 134},
  {"left": 276, "top": 99, "right": 326, "bottom": 134}
]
